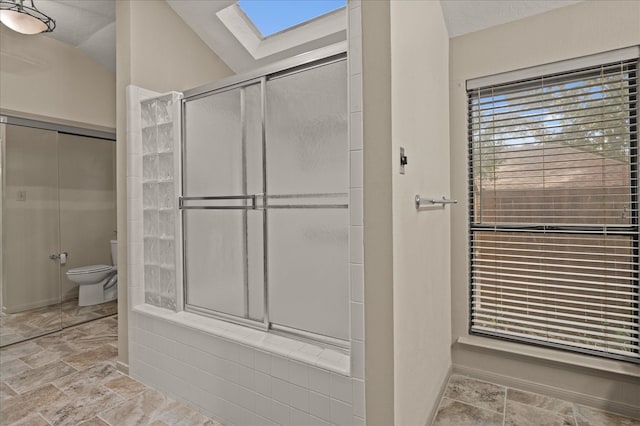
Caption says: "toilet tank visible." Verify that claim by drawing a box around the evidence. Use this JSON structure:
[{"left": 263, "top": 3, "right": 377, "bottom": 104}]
[{"left": 110, "top": 240, "right": 118, "bottom": 266}]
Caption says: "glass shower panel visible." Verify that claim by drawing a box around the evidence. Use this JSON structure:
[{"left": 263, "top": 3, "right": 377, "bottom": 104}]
[
  {"left": 1, "top": 124, "right": 62, "bottom": 346},
  {"left": 183, "top": 207, "right": 265, "bottom": 319},
  {"left": 265, "top": 59, "right": 349, "bottom": 340},
  {"left": 184, "top": 210, "right": 246, "bottom": 316},
  {"left": 181, "top": 58, "right": 349, "bottom": 340},
  {"left": 183, "top": 83, "right": 264, "bottom": 321},
  {"left": 184, "top": 89, "right": 243, "bottom": 196},
  {"left": 265, "top": 60, "right": 349, "bottom": 198},
  {"left": 268, "top": 209, "right": 349, "bottom": 341}
]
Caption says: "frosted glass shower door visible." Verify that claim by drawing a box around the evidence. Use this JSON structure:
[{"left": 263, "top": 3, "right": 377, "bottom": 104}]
[
  {"left": 183, "top": 83, "right": 264, "bottom": 321},
  {"left": 181, "top": 56, "right": 349, "bottom": 343},
  {"left": 266, "top": 59, "right": 349, "bottom": 341}
]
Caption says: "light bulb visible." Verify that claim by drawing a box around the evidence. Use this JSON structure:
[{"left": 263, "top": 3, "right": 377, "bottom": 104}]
[{"left": 0, "top": 9, "right": 48, "bottom": 34}]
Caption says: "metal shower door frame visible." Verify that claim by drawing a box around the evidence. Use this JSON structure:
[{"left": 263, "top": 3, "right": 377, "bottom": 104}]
[
  {"left": 180, "top": 49, "right": 350, "bottom": 349},
  {"left": 181, "top": 77, "right": 268, "bottom": 329}
]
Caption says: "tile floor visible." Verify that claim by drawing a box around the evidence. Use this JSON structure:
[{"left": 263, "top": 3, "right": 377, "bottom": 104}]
[
  {"left": 3, "top": 317, "right": 638, "bottom": 426},
  {"left": 0, "top": 315, "right": 220, "bottom": 426},
  {"left": 433, "top": 374, "right": 640, "bottom": 426},
  {"left": 1, "top": 299, "right": 118, "bottom": 347}
]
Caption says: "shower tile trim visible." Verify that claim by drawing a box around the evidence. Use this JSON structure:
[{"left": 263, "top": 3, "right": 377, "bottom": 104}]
[{"left": 133, "top": 304, "right": 350, "bottom": 377}]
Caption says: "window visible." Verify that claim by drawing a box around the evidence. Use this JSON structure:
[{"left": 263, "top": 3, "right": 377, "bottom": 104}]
[
  {"left": 467, "top": 49, "right": 639, "bottom": 362},
  {"left": 237, "top": 0, "right": 346, "bottom": 37}
]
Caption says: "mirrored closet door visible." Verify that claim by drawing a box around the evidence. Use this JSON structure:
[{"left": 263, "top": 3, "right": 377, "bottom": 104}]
[
  {"left": 0, "top": 123, "right": 117, "bottom": 348},
  {"left": 1, "top": 124, "right": 63, "bottom": 346}
]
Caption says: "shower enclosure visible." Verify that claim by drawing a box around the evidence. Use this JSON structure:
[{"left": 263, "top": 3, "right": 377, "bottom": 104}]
[
  {"left": 0, "top": 120, "right": 116, "bottom": 347},
  {"left": 181, "top": 54, "right": 349, "bottom": 346}
]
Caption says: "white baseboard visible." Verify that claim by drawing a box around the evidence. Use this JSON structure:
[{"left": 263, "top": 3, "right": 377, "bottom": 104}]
[
  {"left": 116, "top": 360, "right": 129, "bottom": 375},
  {"left": 425, "top": 365, "right": 453, "bottom": 426},
  {"left": 3, "top": 297, "right": 61, "bottom": 314},
  {"left": 452, "top": 364, "right": 640, "bottom": 420}
]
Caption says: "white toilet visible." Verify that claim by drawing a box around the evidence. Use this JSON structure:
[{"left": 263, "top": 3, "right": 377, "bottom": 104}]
[{"left": 66, "top": 240, "right": 118, "bottom": 306}]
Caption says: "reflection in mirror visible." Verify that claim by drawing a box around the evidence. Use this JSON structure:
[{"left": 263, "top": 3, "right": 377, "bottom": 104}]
[{"left": 0, "top": 124, "right": 117, "bottom": 347}]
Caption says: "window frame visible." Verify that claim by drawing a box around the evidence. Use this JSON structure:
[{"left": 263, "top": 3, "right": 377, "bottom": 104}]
[{"left": 466, "top": 51, "right": 639, "bottom": 363}]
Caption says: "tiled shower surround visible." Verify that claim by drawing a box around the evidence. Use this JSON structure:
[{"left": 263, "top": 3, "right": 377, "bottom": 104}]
[{"left": 126, "top": 6, "right": 364, "bottom": 425}]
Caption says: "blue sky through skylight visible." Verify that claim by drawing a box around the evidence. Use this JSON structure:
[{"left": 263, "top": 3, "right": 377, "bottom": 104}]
[{"left": 238, "top": 0, "right": 346, "bottom": 37}]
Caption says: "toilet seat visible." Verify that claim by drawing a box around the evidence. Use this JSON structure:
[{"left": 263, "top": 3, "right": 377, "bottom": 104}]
[{"left": 67, "top": 264, "right": 113, "bottom": 275}]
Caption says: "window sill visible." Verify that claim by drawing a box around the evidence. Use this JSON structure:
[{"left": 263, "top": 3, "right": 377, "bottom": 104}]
[
  {"left": 132, "top": 304, "right": 351, "bottom": 376},
  {"left": 456, "top": 335, "right": 640, "bottom": 378}
]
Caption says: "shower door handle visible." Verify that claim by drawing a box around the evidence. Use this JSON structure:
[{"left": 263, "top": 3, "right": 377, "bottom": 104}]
[{"left": 179, "top": 195, "right": 261, "bottom": 210}]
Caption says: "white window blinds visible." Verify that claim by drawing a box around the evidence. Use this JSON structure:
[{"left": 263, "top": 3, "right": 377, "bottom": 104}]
[{"left": 468, "top": 51, "right": 639, "bottom": 362}]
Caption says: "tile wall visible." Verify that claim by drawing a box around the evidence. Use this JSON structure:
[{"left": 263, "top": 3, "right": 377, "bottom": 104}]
[{"left": 126, "top": 3, "right": 365, "bottom": 424}]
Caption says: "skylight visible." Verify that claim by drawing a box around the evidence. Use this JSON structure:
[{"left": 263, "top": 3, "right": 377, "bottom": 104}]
[{"left": 238, "top": 0, "right": 346, "bottom": 37}]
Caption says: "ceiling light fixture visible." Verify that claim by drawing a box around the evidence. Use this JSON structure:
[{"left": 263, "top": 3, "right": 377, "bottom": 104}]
[{"left": 0, "top": 0, "right": 55, "bottom": 35}]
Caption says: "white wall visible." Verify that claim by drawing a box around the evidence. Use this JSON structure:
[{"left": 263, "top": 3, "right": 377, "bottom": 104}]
[
  {"left": 450, "top": 0, "right": 640, "bottom": 416},
  {"left": 390, "top": 1, "right": 451, "bottom": 424},
  {"left": 0, "top": 26, "right": 115, "bottom": 130}
]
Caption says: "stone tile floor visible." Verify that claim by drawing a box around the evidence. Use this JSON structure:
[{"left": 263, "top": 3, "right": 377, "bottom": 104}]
[
  {"left": 0, "top": 315, "right": 220, "bottom": 426},
  {"left": 433, "top": 374, "right": 640, "bottom": 426},
  {"left": 1, "top": 299, "right": 117, "bottom": 347},
  {"left": 3, "top": 317, "right": 638, "bottom": 426}
]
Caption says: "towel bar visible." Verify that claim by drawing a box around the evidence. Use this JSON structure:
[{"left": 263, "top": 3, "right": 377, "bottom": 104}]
[{"left": 415, "top": 195, "right": 458, "bottom": 210}]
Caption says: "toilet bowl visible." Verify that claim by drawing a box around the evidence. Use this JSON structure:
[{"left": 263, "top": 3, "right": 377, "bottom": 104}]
[{"left": 66, "top": 240, "right": 118, "bottom": 306}]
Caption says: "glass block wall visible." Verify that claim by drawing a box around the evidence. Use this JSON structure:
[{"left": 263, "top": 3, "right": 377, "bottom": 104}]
[{"left": 140, "top": 93, "right": 182, "bottom": 310}]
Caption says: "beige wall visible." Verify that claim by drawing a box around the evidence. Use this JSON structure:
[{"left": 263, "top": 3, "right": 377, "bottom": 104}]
[
  {"left": 390, "top": 1, "right": 451, "bottom": 424},
  {"left": 0, "top": 124, "right": 4, "bottom": 313},
  {"left": 129, "top": 1, "right": 233, "bottom": 94},
  {"left": 450, "top": 0, "right": 640, "bottom": 414},
  {"left": 116, "top": 0, "right": 234, "bottom": 369},
  {"left": 361, "top": 1, "right": 395, "bottom": 424},
  {"left": 0, "top": 26, "right": 115, "bottom": 130},
  {"left": 362, "top": 1, "right": 453, "bottom": 423}
]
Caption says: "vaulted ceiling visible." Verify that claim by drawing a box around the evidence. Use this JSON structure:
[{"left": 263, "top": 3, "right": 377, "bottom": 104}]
[
  {"left": 35, "top": 0, "right": 115, "bottom": 72},
  {"left": 25, "top": 0, "right": 584, "bottom": 75}
]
